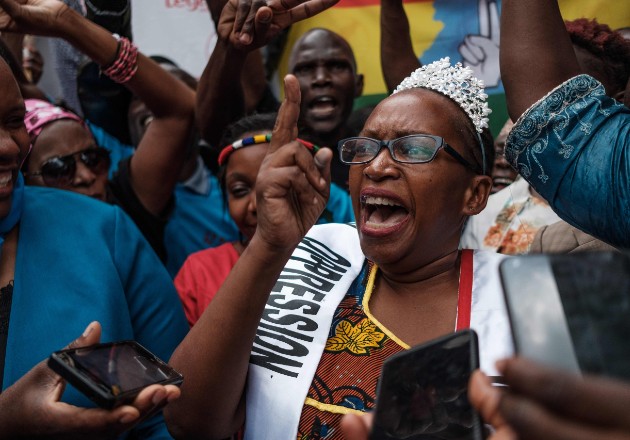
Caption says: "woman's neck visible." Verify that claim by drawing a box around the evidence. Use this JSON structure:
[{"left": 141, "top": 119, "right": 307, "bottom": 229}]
[
  {"left": 377, "top": 248, "right": 461, "bottom": 297},
  {"left": 368, "top": 249, "right": 463, "bottom": 346}
]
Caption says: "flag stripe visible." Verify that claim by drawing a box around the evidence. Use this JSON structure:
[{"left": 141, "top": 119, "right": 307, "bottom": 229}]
[{"left": 335, "top": 0, "right": 431, "bottom": 8}]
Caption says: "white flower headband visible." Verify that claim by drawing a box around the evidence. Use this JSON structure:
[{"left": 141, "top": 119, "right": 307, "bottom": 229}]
[{"left": 393, "top": 57, "right": 492, "bottom": 173}]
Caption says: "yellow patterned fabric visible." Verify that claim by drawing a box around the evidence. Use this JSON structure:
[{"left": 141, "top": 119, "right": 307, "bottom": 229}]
[{"left": 297, "top": 262, "right": 407, "bottom": 439}]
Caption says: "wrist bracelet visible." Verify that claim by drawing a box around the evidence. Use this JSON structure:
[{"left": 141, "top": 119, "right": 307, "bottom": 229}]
[{"left": 101, "top": 34, "right": 138, "bottom": 84}]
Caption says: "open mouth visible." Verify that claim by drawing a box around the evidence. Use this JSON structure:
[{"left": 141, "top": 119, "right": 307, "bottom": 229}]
[
  {"left": 0, "top": 170, "right": 15, "bottom": 198},
  {"left": 0, "top": 171, "right": 13, "bottom": 189},
  {"left": 308, "top": 96, "right": 338, "bottom": 119},
  {"left": 362, "top": 195, "right": 410, "bottom": 232},
  {"left": 492, "top": 176, "right": 515, "bottom": 188}
]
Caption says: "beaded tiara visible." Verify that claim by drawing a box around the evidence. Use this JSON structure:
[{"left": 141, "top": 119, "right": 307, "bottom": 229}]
[
  {"left": 218, "top": 133, "right": 320, "bottom": 166},
  {"left": 393, "top": 57, "right": 491, "bottom": 174},
  {"left": 393, "top": 57, "right": 491, "bottom": 133}
]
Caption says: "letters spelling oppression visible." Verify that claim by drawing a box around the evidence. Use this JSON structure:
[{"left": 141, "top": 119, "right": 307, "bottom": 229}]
[{"left": 250, "top": 237, "right": 351, "bottom": 377}]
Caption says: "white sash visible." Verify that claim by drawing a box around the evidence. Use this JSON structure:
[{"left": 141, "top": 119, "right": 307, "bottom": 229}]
[
  {"left": 470, "top": 250, "right": 515, "bottom": 377},
  {"left": 243, "top": 232, "right": 513, "bottom": 439},
  {"left": 244, "top": 223, "right": 365, "bottom": 440}
]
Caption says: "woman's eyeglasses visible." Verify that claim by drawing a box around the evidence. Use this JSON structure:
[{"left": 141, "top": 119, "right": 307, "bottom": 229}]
[
  {"left": 24, "top": 146, "right": 111, "bottom": 187},
  {"left": 338, "top": 135, "right": 482, "bottom": 174}
]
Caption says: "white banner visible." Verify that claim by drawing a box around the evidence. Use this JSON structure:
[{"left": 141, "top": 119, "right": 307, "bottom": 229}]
[{"left": 131, "top": 0, "right": 216, "bottom": 78}]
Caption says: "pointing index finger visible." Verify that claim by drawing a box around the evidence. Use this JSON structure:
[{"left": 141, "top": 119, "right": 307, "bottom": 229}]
[
  {"left": 272, "top": 0, "right": 340, "bottom": 27},
  {"left": 270, "top": 74, "right": 300, "bottom": 153}
]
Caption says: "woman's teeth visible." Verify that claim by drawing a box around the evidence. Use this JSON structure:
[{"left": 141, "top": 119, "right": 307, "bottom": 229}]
[{"left": 0, "top": 171, "right": 12, "bottom": 188}]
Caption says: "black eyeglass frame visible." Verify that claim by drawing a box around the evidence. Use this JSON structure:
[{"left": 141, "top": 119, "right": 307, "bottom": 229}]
[
  {"left": 337, "top": 134, "right": 483, "bottom": 175},
  {"left": 23, "top": 146, "right": 111, "bottom": 187}
]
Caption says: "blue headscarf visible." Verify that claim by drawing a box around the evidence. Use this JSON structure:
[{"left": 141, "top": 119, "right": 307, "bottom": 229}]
[{"left": 0, "top": 173, "right": 24, "bottom": 248}]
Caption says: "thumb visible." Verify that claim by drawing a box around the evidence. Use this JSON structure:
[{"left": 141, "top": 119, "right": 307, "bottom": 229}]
[
  {"left": 44, "top": 321, "right": 103, "bottom": 401},
  {"left": 65, "top": 321, "right": 102, "bottom": 350},
  {"left": 341, "top": 413, "right": 373, "bottom": 440}
]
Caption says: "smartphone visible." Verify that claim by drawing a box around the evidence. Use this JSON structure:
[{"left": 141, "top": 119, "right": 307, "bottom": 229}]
[
  {"left": 48, "top": 340, "right": 184, "bottom": 409},
  {"left": 370, "top": 329, "right": 483, "bottom": 440},
  {"left": 500, "top": 252, "right": 630, "bottom": 380}
]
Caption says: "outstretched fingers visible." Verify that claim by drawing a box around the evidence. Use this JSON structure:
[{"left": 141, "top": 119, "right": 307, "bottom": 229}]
[
  {"left": 0, "top": 0, "right": 21, "bottom": 30},
  {"left": 234, "top": 0, "right": 269, "bottom": 44},
  {"left": 273, "top": 0, "right": 340, "bottom": 26},
  {"left": 253, "top": 6, "right": 273, "bottom": 41}
]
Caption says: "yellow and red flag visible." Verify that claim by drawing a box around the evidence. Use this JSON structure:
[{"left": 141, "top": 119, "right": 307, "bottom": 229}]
[{"left": 277, "top": 0, "right": 630, "bottom": 135}]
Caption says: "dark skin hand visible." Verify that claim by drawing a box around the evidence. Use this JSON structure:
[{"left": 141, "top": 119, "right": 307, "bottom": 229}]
[
  {"left": 469, "top": 357, "right": 630, "bottom": 440},
  {"left": 341, "top": 412, "right": 374, "bottom": 440},
  {"left": 204, "top": 0, "right": 268, "bottom": 114},
  {"left": 0, "top": 322, "right": 180, "bottom": 440},
  {"left": 166, "top": 75, "right": 332, "bottom": 439},
  {"left": 217, "top": 0, "right": 340, "bottom": 51},
  {"left": 342, "top": 357, "right": 630, "bottom": 440},
  {"left": 197, "top": 0, "right": 339, "bottom": 145}
]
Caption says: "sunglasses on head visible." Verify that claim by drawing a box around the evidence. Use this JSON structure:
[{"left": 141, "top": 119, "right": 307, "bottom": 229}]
[{"left": 24, "top": 146, "right": 111, "bottom": 188}]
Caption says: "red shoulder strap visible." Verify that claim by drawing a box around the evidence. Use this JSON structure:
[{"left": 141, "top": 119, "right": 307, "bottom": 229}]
[{"left": 456, "top": 249, "right": 474, "bottom": 330}]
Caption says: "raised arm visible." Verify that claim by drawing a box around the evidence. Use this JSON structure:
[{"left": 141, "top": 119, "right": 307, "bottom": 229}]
[
  {"left": 0, "top": 0, "right": 195, "bottom": 216},
  {"left": 380, "top": 0, "right": 420, "bottom": 93},
  {"left": 198, "top": 0, "right": 259, "bottom": 146},
  {"left": 197, "top": 0, "right": 337, "bottom": 146},
  {"left": 195, "top": 30, "right": 249, "bottom": 147},
  {"left": 500, "top": 0, "right": 581, "bottom": 120},
  {"left": 165, "top": 75, "right": 332, "bottom": 439}
]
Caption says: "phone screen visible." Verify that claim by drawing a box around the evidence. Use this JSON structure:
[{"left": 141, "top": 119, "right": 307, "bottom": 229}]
[
  {"left": 50, "top": 341, "right": 183, "bottom": 407},
  {"left": 500, "top": 252, "right": 630, "bottom": 381},
  {"left": 65, "top": 343, "right": 177, "bottom": 394},
  {"left": 370, "top": 330, "right": 482, "bottom": 440},
  {"left": 550, "top": 252, "right": 630, "bottom": 380}
]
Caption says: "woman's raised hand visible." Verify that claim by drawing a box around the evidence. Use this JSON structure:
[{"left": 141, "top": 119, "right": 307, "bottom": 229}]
[
  {"left": 253, "top": 74, "right": 332, "bottom": 252},
  {"left": 217, "top": 0, "right": 339, "bottom": 50},
  {"left": 0, "top": 0, "right": 70, "bottom": 37}
]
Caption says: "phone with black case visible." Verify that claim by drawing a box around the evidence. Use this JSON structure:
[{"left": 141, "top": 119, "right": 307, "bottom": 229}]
[
  {"left": 500, "top": 252, "right": 630, "bottom": 380},
  {"left": 48, "top": 340, "right": 184, "bottom": 409},
  {"left": 370, "top": 329, "right": 483, "bottom": 440}
]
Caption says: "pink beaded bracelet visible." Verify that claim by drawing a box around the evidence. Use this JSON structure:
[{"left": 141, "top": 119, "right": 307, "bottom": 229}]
[{"left": 101, "top": 34, "right": 139, "bottom": 84}]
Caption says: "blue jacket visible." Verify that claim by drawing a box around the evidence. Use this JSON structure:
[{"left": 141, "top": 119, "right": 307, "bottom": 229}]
[
  {"left": 3, "top": 186, "right": 188, "bottom": 439},
  {"left": 506, "top": 75, "right": 629, "bottom": 248}
]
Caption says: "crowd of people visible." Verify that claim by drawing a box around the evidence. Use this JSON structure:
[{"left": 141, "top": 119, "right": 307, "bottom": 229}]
[{"left": 0, "top": 0, "right": 628, "bottom": 438}]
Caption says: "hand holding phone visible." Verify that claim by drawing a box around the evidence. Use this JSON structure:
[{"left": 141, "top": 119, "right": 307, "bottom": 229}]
[
  {"left": 370, "top": 329, "right": 483, "bottom": 440},
  {"left": 0, "top": 322, "right": 180, "bottom": 438},
  {"left": 48, "top": 340, "right": 184, "bottom": 409}
]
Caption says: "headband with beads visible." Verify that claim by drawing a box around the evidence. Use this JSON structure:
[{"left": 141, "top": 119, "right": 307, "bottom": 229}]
[
  {"left": 393, "top": 57, "right": 491, "bottom": 174},
  {"left": 218, "top": 133, "right": 320, "bottom": 166}
]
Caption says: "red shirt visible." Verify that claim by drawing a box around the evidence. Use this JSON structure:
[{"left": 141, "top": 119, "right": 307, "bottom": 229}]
[{"left": 174, "top": 242, "right": 240, "bottom": 326}]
